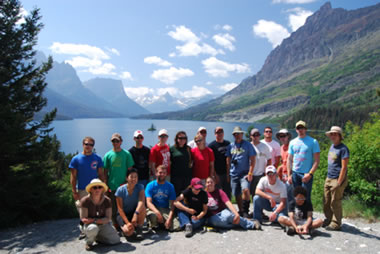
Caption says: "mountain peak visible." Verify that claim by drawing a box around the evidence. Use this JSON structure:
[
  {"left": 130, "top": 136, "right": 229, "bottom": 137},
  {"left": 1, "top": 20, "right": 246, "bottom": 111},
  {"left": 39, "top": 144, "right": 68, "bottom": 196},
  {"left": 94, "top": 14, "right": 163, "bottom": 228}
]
[{"left": 319, "top": 2, "right": 332, "bottom": 13}]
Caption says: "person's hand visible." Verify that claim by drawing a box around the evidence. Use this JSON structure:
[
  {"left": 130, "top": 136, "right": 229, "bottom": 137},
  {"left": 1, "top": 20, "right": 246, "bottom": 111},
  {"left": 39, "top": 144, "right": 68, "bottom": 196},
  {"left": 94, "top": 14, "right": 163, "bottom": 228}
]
[
  {"left": 73, "top": 192, "right": 79, "bottom": 201},
  {"left": 131, "top": 214, "right": 138, "bottom": 226},
  {"left": 296, "top": 226, "right": 302, "bottom": 234},
  {"left": 164, "top": 219, "right": 172, "bottom": 229},
  {"left": 232, "top": 214, "right": 240, "bottom": 224},
  {"left": 288, "top": 176, "right": 293, "bottom": 185},
  {"left": 156, "top": 212, "right": 164, "bottom": 224},
  {"left": 123, "top": 222, "right": 135, "bottom": 236},
  {"left": 246, "top": 174, "right": 253, "bottom": 182},
  {"left": 82, "top": 218, "right": 94, "bottom": 224},
  {"left": 269, "top": 212, "right": 277, "bottom": 222},
  {"left": 188, "top": 208, "right": 197, "bottom": 215},
  {"left": 269, "top": 197, "right": 276, "bottom": 208},
  {"left": 302, "top": 173, "right": 312, "bottom": 183},
  {"left": 191, "top": 215, "right": 198, "bottom": 221},
  {"left": 302, "top": 225, "right": 309, "bottom": 234}
]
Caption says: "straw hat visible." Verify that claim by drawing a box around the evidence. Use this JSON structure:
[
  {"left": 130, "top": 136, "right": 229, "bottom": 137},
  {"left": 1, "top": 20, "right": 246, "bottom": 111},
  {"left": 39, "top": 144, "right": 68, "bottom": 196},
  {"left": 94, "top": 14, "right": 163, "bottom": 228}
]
[
  {"left": 325, "top": 126, "right": 344, "bottom": 139},
  {"left": 85, "top": 178, "right": 108, "bottom": 193}
]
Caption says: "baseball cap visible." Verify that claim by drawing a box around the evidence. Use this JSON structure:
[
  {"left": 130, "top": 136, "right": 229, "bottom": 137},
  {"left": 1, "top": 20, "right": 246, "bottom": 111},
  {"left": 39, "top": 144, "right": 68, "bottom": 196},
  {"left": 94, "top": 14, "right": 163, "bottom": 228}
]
[
  {"left": 296, "top": 121, "right": 306, "bottom": 128},
  {"left": 190, "top": 177, "right": 204, "bottom": 190},
  {"left": 111, "top": 133, "right": 122, "bottom": 142},
  {"left": 134, "top": 130, "right": 144, "bottom": 138},
  {"left": 158, "top": 129, "right": 168, "bottom": 136},
  {"left": 250, "top": 128, "right": 260, "bottom": 136},
  {"left": 198, "top": 126, "right": 207, "bottom": 132},
  {"left": 265, "top": 165, "right": 277, "bottom": 174},
  {"left": 215, "top": 126, "right": 224, "bottom": 133},
  {"left": 276, "top": 129, "right": 291, "bottom": 139}
]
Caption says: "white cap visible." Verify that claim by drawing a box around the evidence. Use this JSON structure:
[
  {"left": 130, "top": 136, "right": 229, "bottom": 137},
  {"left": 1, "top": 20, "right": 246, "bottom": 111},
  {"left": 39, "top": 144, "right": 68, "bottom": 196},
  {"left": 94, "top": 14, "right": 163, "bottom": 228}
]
[
  {"left": 158, "top": 129, "right": 168, "bottom": 136},
  {"left": 198, "top": 126, "right": 207, "bottom": 132},
  {"left": 134, "top": 130, "right": 144, "bottom": 138},
  {"left": 265, "top": 165, "right": 277, "bottom": 174}
]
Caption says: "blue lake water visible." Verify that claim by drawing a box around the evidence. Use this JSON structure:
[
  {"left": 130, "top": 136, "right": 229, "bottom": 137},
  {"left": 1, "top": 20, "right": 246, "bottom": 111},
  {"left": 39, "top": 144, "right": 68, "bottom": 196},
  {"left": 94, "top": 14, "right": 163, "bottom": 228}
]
[{"left": 51, "top": 118, "right": 281, "bottom": 156}]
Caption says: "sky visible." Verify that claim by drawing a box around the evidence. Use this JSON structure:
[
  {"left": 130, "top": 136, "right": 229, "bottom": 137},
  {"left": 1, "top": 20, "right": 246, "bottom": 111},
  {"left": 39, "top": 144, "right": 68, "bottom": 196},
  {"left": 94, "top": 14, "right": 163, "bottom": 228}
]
[{"left": 21, "top": 0, "right": 379, "bottom": 103}]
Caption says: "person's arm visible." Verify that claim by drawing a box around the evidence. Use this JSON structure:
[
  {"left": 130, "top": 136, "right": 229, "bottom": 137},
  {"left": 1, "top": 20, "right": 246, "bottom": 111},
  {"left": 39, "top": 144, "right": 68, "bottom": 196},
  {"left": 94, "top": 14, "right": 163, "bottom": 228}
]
[
  {"left": 255, "top": 188, "right": 276, "bottom": 208},
  {"left": 174, "top": 194, "right": 196, "bottom": 214},
  {"left": 165, "top": 200, "right": 175, "bottom": 229},
  {"left": 209, "top": 161, "right": 216, "bottom": 179},
  {"left": 302, "top": 211, "right": 313, "bottom": 234},
  {"left": 267, "top": 158, "right": 272, "bottom": 167},
  {"left": 96, "top": 207, "right": 111, "bottom": 225},
  {"left": 287, "top": 154, "right": 293, "bottom": 184},
  {"left": 269, "top": 198, "right": 286, "bottom": 222},
  {"left": 288, "top": 212, "right": 298, "bottom": 231},
  {"left": 80, "top": 206, "right": 94, "bottom": 224},
  {"left": 146, "top": 197, "right": 164, "bottom": 223},
  {"left": 303, "top": 152, "right": 320, "bottom": 183},
  {"left": 194, "top": 204, "right": 208, "bottom": 220},
  {"left": 116, "top": 196, "right": 132, "bottom": 225},
  {"left": 247, "top": 155, "right": 256, "bottom": 181},
  {"left": 337, "top": 157, "right": 349, "bottom": 186},
  {"left": 136, "top": 189, "right": 146, "bottom": 213},
  {"left": 225, "top": 200, "right": 240, "bottom": 224},
  {"left": 70, "top": 169, "right": 79, "bottom": 200},
  {"left": 226, "top": 157, "right": 231, "bottom": 179},
  {"left": 98, "top": 167, "right": 105, "bottom": 183},
  {"left": 274, "top": 156, "right": 281, "bottom": 168}
]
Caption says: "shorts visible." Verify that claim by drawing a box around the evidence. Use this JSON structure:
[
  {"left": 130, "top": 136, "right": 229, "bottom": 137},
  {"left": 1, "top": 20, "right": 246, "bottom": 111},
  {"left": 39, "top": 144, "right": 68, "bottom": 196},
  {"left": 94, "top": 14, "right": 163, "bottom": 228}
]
[{"left": 231, "top": 175, "right": 250, "bottom": 197}]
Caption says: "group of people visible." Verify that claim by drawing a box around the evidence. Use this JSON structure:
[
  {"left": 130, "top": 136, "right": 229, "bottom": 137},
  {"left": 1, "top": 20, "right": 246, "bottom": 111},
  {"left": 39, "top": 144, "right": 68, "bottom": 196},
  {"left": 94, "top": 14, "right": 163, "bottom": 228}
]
[{"left": 69, "top": 121, "right": 349, "bottom": 250}]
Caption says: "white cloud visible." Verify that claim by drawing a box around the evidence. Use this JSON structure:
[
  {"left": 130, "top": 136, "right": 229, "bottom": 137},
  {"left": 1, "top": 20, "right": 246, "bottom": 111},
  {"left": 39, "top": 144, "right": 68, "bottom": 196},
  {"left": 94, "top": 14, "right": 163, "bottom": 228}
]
[
  {"left": 213, "top": 33, "right": 236, "bottom": 51},
  {"left": 272, "top": 0, "right": 316, "bottom": 3},
  {"left": 124, "top": 86, "right": 154, "bottom": 98},
  {"left": 206, "top": 81, "right": 213, "bottom": 86},
  {"left": 223, "top": 25, "right": 233, "bottom": 31},
  {"left": 50, "top": 42, "right": 110, "bottom": 60},
  {"left": 202, "top": 57, "right": 250, "bottom": 78},
  {"left": 168, "top": 25, "right": 200, "bottom": 43},
  {"left": 219, "top": 83, "right": 238, "bottom": 92},
  {"left": 108, "top": 48, "right": 120, "bottom": 56},
  {"left": 169, "top": 52, "right": 176, "bottom": 58},
  {"left": 65, "top": 56, "right": 102, "bottom": 68},
  {"left": 120, "top": 71, "right": 133, "bottom": 80},
  {"left": 151, "top": 67, "right": 194, "bottom": 84},
  {"left": 144, "top": 56, "right": 172, "bottom": 67},
  {"left": 87, "top": 63, "right": 116, "bottom": 75},
  {"left": 182, "top": 86, "right": 212, "bottom": 98},
  {"left": 287, "top": 8, "right": 313, "bottom": 31},
  {"left": 253, "top": 20, "right": 290, "bottom": 48}
]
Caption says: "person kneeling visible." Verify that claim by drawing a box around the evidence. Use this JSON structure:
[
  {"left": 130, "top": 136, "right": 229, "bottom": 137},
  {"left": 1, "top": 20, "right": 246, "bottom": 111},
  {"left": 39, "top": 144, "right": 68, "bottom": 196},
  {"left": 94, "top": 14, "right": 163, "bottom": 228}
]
[
  {"left": 80, "top": 179, "right": 120, "bottom": 251},
  {"left": 205, "top": 177, "right": 261, "bottom": 230},
  {"left": 174, "top": 178, "right": 208, "bottom": 237},
  {"left": 115, "top": 168, "right": 146, "bottom": 240},
  {"left": 278, "top": 186, "right": 323, "bottom": 236}
]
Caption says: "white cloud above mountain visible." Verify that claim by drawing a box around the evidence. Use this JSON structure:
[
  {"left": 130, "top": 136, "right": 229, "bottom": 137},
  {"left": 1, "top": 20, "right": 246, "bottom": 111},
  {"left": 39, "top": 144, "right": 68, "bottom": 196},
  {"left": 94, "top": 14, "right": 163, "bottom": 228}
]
[
  {"left": 151, "top": 67, "right": 194, "bottom": 84},
  {"left": 144, "top": 56, "right": 172, "bottom": 67},
  {"left": 219, "top": 83, "right": 238, "bottom": 92},
  {"left": 50, "top": 42, "right": 110, "bottom": 60},
  {"left": 287, "top": 8, "right": 313, "bottom": 31},
  {"left": 182, "top": 85, "right": 212, "bottom": 98},
  {"left": 202, "top": 57, "right": 250, "bottom": 77},
  {"left": 253, "top": 20, "right": 290, "bottom": 48},
  {"left": 213, "top": 33, "right": 236, "bottom": 51}
]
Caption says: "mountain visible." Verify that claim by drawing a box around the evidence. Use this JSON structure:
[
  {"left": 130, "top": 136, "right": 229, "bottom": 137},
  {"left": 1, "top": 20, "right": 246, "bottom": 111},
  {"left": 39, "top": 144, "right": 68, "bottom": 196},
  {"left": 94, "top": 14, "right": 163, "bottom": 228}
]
[
  {"left": 83, "top": 78, "right": 149, "bottom": 116},
  {"left": 134, "top": 2, "right": 380, "bottom": 129}
]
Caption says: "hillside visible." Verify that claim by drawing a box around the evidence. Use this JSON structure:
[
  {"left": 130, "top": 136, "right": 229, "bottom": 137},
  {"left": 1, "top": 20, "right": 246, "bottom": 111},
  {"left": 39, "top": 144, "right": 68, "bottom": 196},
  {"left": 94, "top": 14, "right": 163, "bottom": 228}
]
[{"left": 135, "top": 2, "right": 380, "bottom": 129}]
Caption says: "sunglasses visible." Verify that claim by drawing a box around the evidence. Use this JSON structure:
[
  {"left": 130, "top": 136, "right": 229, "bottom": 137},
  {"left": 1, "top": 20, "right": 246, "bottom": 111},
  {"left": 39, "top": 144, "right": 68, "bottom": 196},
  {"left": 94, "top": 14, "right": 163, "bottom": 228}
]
[
  {"left": 278, "top": 135, "right": 286, "bottom": 138},
  {"left": 84, "top": 143, "right": 94, "bottom": 147},
  {"left": 296, "top": 126, "right": 305, "bottom": 130},
  {"left": 200, "top": 130, "right": 207, "bottom": 134},
  {"left": 92, "top": 186, "right": 103, "bottom": 190},
  {"left": 252, "top": 133, "right": 260, "bottom": 137},
  {"left": 195, "top": 139, "right": 203, "bottom": 143},
  {"left": 295, "top": 197, "right": 306, "bottom": 201},
  {"left": 178, "top": 137, "right": 187, "bottom": 140},
  {"left": 267, "top": 172, "right": 275, "bottom": 176},
  {"left": 264, "top": 130, "right": 272, "bottom": 133},
  {"left": 112, "top": 139, "right": 120, "bottom": 143},
  {"left": 159, "top": 135, "right": 168, "bottom": 138},
  {"left": 135, "top": 136, "right": 144, "bottom": 139},
  {"left": 216, "top": 131, "right": 224, "bottom": 134}
]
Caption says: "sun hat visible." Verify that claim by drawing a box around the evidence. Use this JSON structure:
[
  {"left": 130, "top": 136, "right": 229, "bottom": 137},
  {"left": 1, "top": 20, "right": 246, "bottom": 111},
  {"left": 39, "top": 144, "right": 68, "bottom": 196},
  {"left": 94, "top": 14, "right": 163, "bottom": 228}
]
[
  {"left": 85, "top": 178, "right": 108, "bottom": 193},
  {"left": 110, "top": 133, "right": 122, "bottom": 142},
  {"left": 232, "top": 126, "right": 244, "bottom": 135},
  {"left": 250, "top": 128, "right": 260, "bottom": 136},
  {"left": 295, "top": 121, "right": 306, "bottom": 128},
  {"left": 265, "top": 165, "right": 277, "bottom": 174},
  {"left": 158, "top": 129, "right": 168, "bottom": 136},
  {"left": 134, "top": 130, "right": 144, "bottom": 138},
  {"left": 276, "top": 129, "right": 291, "bottom": 139},
  {"left": 190, "top": 177, "right": 204, "bottom": 189},
  {"left": 325, "top": 126, "right": 344, "bottom": 139}
]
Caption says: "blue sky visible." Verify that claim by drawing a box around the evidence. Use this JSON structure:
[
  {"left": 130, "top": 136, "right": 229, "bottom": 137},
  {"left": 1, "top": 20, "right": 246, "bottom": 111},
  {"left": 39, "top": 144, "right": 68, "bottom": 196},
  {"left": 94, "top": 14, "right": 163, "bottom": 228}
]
[{"left": 22, "top": 0, "right": 379, "bottom": 103}]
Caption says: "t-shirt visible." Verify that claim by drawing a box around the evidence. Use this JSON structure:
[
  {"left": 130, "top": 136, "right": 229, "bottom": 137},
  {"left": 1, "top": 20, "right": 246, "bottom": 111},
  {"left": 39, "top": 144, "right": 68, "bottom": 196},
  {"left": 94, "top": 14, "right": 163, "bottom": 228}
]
[
  {"left": 252, "top": 142, "right": 272, "bottom": 176},
  {"left": 149, "top": 144, "right": 171, "bottom": 175},
  {"left": 208, "top": 140, "right": 230, "bottom": 175},
  {"left": 145, "top": 180, "right": 176, "bottom": 209},
  {"left": 207, "top": 188, "right": 229, "bottom": 216},
  {"left": 278, "top": 144, "right": 289, "bottom": 180},
  {"left": 182, "top": 188, "right": 208, "bottom": 215},
  {"left": 261, "top": 139, "right": 281, "bottom": 166},
  {"left": 226, "top": 140, "right": 256, "bottom": 177},
  {"left": 289, "top": 199, "right": 313, "bottom": 220},
  {"left": 129, "top": 146, "right": 150, "bottom": 181},
  {"left": 115, "top": 183, "right": 144, "bottom": 214},
  {"left": 170, "top": 145, "right": 192, "bottom": 178},
  {"left": 188, "top": 140, "right": 209, "bottom": 149},
  {"left": 69, "top": 153, "right": 104, "bottom": 190},
  {"left": 257, "top": 177, "right": 287, "bottom": 203},
  {"left": 80, "top": 195, "right": 111, "bottom": 218},
  {"left": 191, "top": 147, "right": 215, "bottom": 179},
  {"left": 327, "top": 143, "right": 349, "bottom": 179},
  {"left": 103, "top": 149, "right": 134, "bottom": 191},
  {"left": 288, "top": 135, "right": 320, "bottom": 174}
]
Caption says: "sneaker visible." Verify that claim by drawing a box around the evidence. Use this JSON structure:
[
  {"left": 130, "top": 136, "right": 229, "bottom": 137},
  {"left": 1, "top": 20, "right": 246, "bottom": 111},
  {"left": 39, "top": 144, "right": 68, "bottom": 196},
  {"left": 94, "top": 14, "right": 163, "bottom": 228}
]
[
  {"left": 135, "top": 226, "right": 144, "bottom": 241},
  {"left": 85, "top": 243, "right": 93, "bottom": 251},
  {"left": 253, "top": 220, "right": 261, "bottom": 230},
  {"left": 185, "top": 224, "right": 193, "bottom": 238},
  {"left": 309, "top": 228, "right": 315, "bottom": 236},
  {"left": 286, "top": 226, "right": 296, "bottom": 236},
  {"left": 79, "top": 232, "right": 86, "bottom": 240}
]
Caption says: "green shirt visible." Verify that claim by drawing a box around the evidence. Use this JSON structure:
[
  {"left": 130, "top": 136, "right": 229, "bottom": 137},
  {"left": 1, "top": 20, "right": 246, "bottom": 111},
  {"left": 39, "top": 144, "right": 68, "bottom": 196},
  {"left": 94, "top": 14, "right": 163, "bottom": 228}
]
[
  {"left": 170, "top": 145, "right": 192, "bottom": 178},
  {"left": 103, "top": 149, "right": 134, "bottom": 191}
]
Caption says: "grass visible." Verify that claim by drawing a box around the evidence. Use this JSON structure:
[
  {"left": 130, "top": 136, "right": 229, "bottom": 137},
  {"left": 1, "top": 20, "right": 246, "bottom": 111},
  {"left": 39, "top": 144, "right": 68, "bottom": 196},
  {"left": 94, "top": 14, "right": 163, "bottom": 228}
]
[{"left": 342, "top": 196, "right": 380, "bottom": 223}]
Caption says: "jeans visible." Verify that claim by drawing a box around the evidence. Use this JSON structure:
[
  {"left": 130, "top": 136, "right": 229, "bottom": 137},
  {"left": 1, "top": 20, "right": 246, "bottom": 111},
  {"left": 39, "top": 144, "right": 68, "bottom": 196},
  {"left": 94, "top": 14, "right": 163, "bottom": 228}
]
[
  {"left": 207, "top": 209, "right": 254, "bottom": 229},
  {"left": 292, "top": 171, "right": 313, "bottom": 201},
  {"left": 177, "top": 210, "right": 205, "bottom": 229},
  {"left": 253, "top": 195, "right": 287, "bottom": 223}
]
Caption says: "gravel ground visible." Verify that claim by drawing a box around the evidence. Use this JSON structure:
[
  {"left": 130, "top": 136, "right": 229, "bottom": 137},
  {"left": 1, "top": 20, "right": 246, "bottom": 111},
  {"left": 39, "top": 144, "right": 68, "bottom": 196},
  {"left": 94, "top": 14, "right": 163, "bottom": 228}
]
[{"left": 1, "top": 212, "right": 379, "bottom": 254}]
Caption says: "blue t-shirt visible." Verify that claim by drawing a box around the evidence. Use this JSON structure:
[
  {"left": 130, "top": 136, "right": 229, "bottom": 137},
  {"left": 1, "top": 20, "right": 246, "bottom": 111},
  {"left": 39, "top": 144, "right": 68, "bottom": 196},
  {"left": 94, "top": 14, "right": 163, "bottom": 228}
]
[
  {"left": 69, "top": 153, "right": 104, "bottom": 190},
  {"left": 226, "top": 140, "right": 256, "bottom": 177},
  {"left": 115, "top": 183, "right": 144, "bottom": 214},
  {"left": 288, "top": 135, "right": 320, "bottom": 174},
  {"left": 145, "top": 180, "right": 176, "bottom": 209},
  {"left": 327, "top": 143, "right": 349, "bottom": 179}
]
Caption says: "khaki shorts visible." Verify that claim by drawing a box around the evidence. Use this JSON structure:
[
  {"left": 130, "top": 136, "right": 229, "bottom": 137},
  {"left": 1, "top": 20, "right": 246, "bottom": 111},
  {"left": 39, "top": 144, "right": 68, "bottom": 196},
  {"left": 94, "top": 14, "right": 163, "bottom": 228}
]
[{"left": 146, "top": 207, "right": 180, "bottom": 231}]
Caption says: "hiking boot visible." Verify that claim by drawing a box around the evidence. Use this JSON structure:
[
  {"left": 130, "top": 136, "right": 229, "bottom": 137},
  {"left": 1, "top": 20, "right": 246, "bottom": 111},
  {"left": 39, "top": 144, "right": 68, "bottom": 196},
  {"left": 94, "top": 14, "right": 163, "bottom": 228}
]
[
  {"left": 85, "top": 243, "right": 93, "bottom": 251},
  {"left": 135, "top": 226, "right": 144, "bottom": 241},
  {"left": 322, "top": 219, "right": 330, "bottom": 228},
  {"left": 78, "top": 232, "right": 86, "bottom": 240},
  {"left": 185, "top": 224, "right": 193, "bottom": 238},
  {"left": 326, "top": 225, "right": 341, "bottom": 231},
  {"left": 253, "top": 220, "right": 261, "bottom": 230},
  {"left": 286, "top": 226, "right": 296, "bottom": 236}
]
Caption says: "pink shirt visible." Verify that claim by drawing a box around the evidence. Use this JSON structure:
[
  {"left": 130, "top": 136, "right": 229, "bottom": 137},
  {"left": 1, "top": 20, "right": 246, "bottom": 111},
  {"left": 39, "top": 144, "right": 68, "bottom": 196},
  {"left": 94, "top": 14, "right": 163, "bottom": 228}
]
[{"left": 191, "top": 147, "right": 214, "bottom": 179}]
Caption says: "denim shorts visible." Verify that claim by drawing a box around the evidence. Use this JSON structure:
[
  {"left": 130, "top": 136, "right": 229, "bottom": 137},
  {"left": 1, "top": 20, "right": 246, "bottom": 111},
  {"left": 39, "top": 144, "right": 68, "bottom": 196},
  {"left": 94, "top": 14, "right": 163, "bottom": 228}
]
[{"left": 231, "top": 175, "right": 250, "bottom": 196}]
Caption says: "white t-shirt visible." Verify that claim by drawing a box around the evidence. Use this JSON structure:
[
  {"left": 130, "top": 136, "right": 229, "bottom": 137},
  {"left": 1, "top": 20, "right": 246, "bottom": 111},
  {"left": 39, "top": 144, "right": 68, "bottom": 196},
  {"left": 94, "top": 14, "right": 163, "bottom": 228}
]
[
  {"left": 261, "top": 139, "right": 281, "bottom": 165},
  {"left": 257, "top": 177, "right": 287, "bottom": 203},
  {"left": 252, "top": 142, "right": 272, "bottom": 176}
]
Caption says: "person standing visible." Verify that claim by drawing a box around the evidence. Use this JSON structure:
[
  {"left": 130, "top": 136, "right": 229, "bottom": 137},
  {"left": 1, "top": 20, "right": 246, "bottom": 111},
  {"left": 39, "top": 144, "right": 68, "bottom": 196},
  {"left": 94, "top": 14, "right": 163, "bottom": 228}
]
[
  {"left": 170, "top": 131, "right": 193, "bottom": 196},
  {"left": 188, "top": 126, "right": 208, "bottom": 148},
  {"left": 276, "top": 129, "right": 292, "bottom": 183},
  {"left": 103, "top": 133, "right": 134, "bottom": 227},
  {"left": 150, "top": 129, "right": 171, "bottom": 179},
  {"left": 261, "top": 126, "right": 281, "bottom": 168},
  {"left": 226, "top": 126, "right": 256, "bottom": 218},
  {"left": 323, "top": 126, "right": 349, "bottom": 231},
  {"left": 287, "top": 121, "right": 320, "bottom": 202},
  {"left": 208, "top": 126, "right": 231, "bottom": 199},
  {"left": 129, "top": 130, "right": 150, "bottom": 188},
  {"left": 250, "top": 129, "right": 272, "bottom": 197},
  {"left": 191, "top": 134, "right": 216, "bottom": 182},
  {"left": 69, "top": 136, "right": 105, "bottom": 238}
]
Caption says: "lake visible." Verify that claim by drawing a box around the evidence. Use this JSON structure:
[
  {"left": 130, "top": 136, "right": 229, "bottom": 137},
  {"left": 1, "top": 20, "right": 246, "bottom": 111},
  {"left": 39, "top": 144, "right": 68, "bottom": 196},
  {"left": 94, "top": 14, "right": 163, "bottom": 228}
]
[{"left": 51, "top": 118, "right": 281, "bottom": 156}]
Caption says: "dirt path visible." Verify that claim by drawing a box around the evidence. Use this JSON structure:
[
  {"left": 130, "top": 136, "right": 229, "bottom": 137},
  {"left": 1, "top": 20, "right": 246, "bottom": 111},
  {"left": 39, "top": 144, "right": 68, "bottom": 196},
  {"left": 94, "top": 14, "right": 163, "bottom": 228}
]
[{"left": 1, "top": 213, "right": 379, "bottom": 254}]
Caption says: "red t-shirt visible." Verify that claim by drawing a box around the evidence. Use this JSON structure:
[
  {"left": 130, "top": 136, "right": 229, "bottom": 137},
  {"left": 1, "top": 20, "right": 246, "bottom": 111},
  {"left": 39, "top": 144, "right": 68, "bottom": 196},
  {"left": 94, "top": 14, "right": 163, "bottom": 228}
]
[
  {"left": 149, "top": 144, "right": 171, "bottom": 175},
  {"left": 191, "top": 147, "right": 214, "bottom": 179}
]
